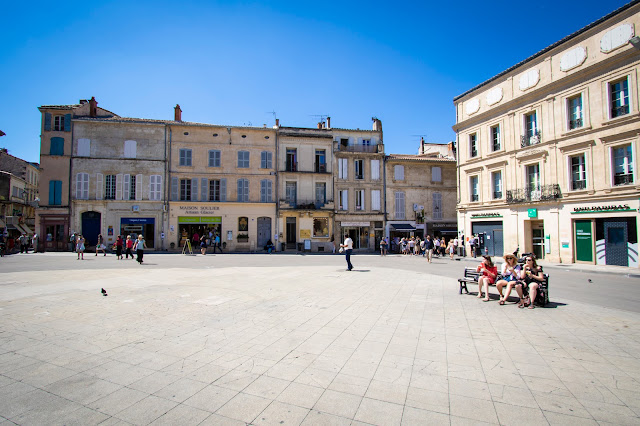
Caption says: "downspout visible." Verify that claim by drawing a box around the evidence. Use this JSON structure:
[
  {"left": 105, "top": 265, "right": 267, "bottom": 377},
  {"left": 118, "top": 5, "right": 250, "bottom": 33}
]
[
  {"left": 68, "top": 118, "right": 74, "bottom": 235},
  {"left": 274, "top": 125, "right": 279, "bottom": 251},
  {"left": 167, "top": 125, "right": 172, "bottom": 250},
  {"left": 162, "top": 124, "right": 167, "bottom": 251}
]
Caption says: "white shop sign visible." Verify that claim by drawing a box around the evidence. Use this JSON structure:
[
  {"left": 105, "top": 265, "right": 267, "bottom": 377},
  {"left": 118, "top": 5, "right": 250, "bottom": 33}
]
[{"left": 341, "top": 222, "right": 369, "bottom": 227}]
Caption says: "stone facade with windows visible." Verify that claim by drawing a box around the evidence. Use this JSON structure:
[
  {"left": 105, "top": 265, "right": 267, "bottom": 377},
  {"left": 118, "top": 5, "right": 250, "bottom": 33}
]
[{"left": 453, "top": 2, "right": 640, "bottom": 267}]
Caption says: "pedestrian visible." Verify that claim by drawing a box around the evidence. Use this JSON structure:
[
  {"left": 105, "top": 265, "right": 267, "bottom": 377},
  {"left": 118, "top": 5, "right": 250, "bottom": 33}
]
[
  {"left": 433, "top": 237, "right": 441, "bottom": 257},
  {"left": 380, "top": 237, "right": 388, "bottom": 256},
  {"left": 469, "top": 235, "right": 477, "bottom": 258},
  {"left": 448, "top": 239, "right": 455, "bottom": 259},
  {"left": 125, "top": 235, "right": 134, "bottom": 259},
  {"left": 76, "top": 234, "right": 85, "bottom": 260},
  {"left": 214, "top": 234, "right": 222, "bottom": 253},
  {"left": 69, "top": 232, "right": 76, "bottom": 252},
  {"left": 96, "top": 234, "right": 106, "bottom": 256},
  {"left": 31, "top": 233, "right": 39, "bottom": 253},
  {"left": 133, "top": 234, "right": 146, "bottom": 264},
  {"left": 425, "top": 235, "right": 434, "bottom": 263},
  {"left": 19, "top": 233, "right": 27, "bottom": 253},
  {"left": 340, "top": 235, "right": 354, "bottom": 271},
  {"left": 115, "top": 235, "right": 124, "bottom": 260},
  {"left": 200, "top": 237, "right": 207, "bottom": 255},
  {"left": 192, "top": 231, "right": 200, "bottom": 247}
]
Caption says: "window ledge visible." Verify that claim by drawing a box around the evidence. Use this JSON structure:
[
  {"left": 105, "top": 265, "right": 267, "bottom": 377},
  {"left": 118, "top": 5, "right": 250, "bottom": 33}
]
[
  {"left": 564, "top": 189, "right": 590, "bottom": 196},
  {"left": 602, "top": 112, "right": 640, "bottom": 126},
  {"left": 486, "top": 150, "right": 506, "bottom": 159},
  {"left": 560, "top": 125, "right": 592, "bottom": 138}
]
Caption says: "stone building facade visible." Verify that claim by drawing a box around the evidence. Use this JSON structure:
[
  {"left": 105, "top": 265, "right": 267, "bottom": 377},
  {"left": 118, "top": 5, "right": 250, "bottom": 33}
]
[
  {"left": 0, "top": 149, "right": 39, "bottom": 237},
  {"left": 453, "top": 2, "right": 640, "bottom": 266}
]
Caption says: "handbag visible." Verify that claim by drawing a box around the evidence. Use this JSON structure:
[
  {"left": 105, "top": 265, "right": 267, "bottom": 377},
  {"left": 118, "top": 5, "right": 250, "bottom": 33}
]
[{"left": 339, "top": 247, "right": 344, "bottom": 253}]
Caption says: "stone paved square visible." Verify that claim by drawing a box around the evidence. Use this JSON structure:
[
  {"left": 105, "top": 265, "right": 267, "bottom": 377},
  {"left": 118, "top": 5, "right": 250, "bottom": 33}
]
[{"left": 1, "top": 253, "right": 640, "bottom": 425}]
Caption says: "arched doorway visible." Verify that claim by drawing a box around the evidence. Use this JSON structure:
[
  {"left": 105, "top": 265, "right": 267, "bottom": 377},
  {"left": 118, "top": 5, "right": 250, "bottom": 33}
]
[
  {"left": 257, "top": 217, "right": 272, "bottom": 249},
  {"left": 81, "top": 211, "right": 101, "bottom": 247}
]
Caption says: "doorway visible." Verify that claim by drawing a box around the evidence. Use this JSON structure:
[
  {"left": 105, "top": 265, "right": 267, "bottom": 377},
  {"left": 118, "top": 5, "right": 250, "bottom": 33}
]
[
  {"left": 604, "top": 220, "right": 628, "bottom": 266},
  {"left": 257, "top": 217, "right": 271, "bottom": 249},
  {"left": 81, "top": 211, "right": 101, "bottom": 247},
  {"left": 531, "top": 221, "right": 545, "bottom": 260},
  {"left": 286, "top": 217, "right": 296, "bottom": 246}
]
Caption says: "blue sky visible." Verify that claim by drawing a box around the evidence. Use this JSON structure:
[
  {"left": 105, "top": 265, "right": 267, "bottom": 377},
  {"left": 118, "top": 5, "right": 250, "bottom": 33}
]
[{"left": 0, "top": 0, "right": 631, "bottom": 162}]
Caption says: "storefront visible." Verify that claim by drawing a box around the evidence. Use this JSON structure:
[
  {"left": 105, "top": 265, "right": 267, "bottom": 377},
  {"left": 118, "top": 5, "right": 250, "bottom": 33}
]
[
  {"left": 340, "top": 221, "right": 372, "bottom": 250},
  {"left": 470, "top": 214, "right": 504, "bottom": 257},
  {"left": 120, "top": 217, "right": 156, "bottom": 248},
  {"left": 427, "top": 222, "right": 458, "bottom": 239},
  {"left": 177, "top": 216, "right": 222, "bottom": 248},
  {"left": 39, "top": 213, "right": 70, "bottom": 251}
]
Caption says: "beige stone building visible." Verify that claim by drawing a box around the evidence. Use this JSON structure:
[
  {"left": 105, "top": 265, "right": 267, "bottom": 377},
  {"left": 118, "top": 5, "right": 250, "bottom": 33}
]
[
  {"left": 0, "top": 149, "right": 39, "bottom": 239},
  {"left": 333, "top": 119, "right": 385, "bottom": 251},
  {"left": 385, "top": 146, "right": 457, "bottom": 248},
  {"left": 453, "top": 2, "right": 640, "bottom": 267},
  {"left": 276, "top": 122, "right": 334, "bottom": 252}
]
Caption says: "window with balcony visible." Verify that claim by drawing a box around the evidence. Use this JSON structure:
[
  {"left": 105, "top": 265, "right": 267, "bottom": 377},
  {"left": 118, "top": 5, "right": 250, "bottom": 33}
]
[
  {"left": 470, "top": 176, "right": 479, "bottom": 202},
  {"left": 570, "top": 154, "right": 587, "bottom": 190},
  {"left": 395, "top": 192, "right": 405, "bottom": 219},
  {"left": 179, "top": 149, "right": 192, "bottom": 166},
  {"left": 286, "top": 181, "right": 297, "bottom": 206},
  {"left": 610, "top": 78, "right": 629, "bottom": 119},
  {"left": 208, "top": 150, "right": 221, "bottom": 167},
  {"left": 180, "top": 179, "right": 191, "bottom": 201},
  {"left": 492, "top": 171, "right": 502, "bottom": 199},
  {"left": 237, "top": 151, "right": 249, "bottom": 168},
  {"left": 521, "top": 111, "right": 540, "bottom": 147},
  {"left": 355, "top": 160, "right": 364, "bottom": 180},
  {"left": 491, "top": 125, "right": 501, "bottom": 151},
  {"left": 355, "top": 190, "right": 364, "bottom": 211},
  {"left": 469, "top": 133, "right": 478, "bottom": 157},
  {"left": 613, "top": 144, "right": 633, "bottom": 186},
  {"left": 315, "top": 182, "right": 326, "bottom": 207},
  {"left": 261, "top": 151, "right": 272, "bottom": 169},
  {"left": 105, "top": 175, "right": 116, "bottom": 200},
  {"left": 568, "top": 95, "right": 583, "bottom": 130},
  {"left": 339, "top": 189, "right": 348, "bottom": 210},
  {"left": 315, "top": 150, "right": 326, "bottom": 172},
  {"left": 526, "top": 164, "right": 541, "bottom": 199},
  {"left": 338, "top": 158, "right": 348, "bottom": 179},
  {"left": 286, "top": 148, "right": 297, "bottom": 172},
  {"left": 237, "top": 178, "right": 249, "bottom": 202}
]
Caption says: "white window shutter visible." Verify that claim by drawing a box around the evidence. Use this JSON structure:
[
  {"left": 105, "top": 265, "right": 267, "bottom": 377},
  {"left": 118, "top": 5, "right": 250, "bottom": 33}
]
[
  {"left": 342, "top": 189, "right": 348, "bottom": 210},
  {"left": 157, "top": 175, "right": 163, "bottom": 201},
  {"left": 77, "top": 139, "right": 90, "bottom": 157},
  {"left": 371, "top": 190, "right": 380, "bottom": 210},
  {"left": 124, "top": 140, "right": 137, "bottom": 158},
  {"left": 96, "top": 173, "right": 103, "bottom": 200},
  {"left": 116, "top": 174, "right": 123, "bottom": 200},
  {"left": 148, "top": 175, "right": 155, "bottom": 200},
  {"left": 83, "top": 174, "right": 89, "bottom": 199},
  {"left": 171, "top": 177, "right": 179, "bottom": 201},
  {"left": 136, "top": 174, "right": 143, "bottom": 201},
  {"left": 123, "top": 174, "right": 131, "bottom": 200},
  {"left": 371, "top": 160, "right": 380, "bottom": 180},
  {"left": 75, "top": 174, "right": 82, "bottom": 199},
  {"left": 201, "top": 178, "right": 208, "bottom": 201},
  {"left": 342, "top": 159, "right": 348, "bottom": 179},
  {"left": 191, "top": 178, "right": 198, "bottom": 201}
]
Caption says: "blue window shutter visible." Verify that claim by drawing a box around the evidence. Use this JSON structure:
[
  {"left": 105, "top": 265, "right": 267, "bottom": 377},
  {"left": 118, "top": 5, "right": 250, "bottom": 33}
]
[
  {"left": 64, "top": 114, "right": 71, "bottom": 132},
  {"left": 49, "top": 181, "right": 55, "bottom": 204},
  {"left": 191, "top": 178, "right": 198, "bottom": 201},
  {"left": 55, "top": 181, "right": 62, "bottom": 205},
  {"left": 220, "top": 178, "right": 226, "bottom": 201},
  {"left": 171, "top": 177, "right": 178, "bottom": 201},
  {"left": 201, "top": 178, "right": 207, "bottom": 201},
  {"left": 44, "top": 113, "right": 52, "bottom": 131},
  {"left": 50, "top": 137, "right": 64, "bottom": 155},
  {"left": 237, "top": 179, "right": 242, "bottom": 202}
]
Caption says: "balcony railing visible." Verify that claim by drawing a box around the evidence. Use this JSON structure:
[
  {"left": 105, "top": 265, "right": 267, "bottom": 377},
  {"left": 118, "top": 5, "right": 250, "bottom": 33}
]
[
  {"left": 493, "top": 191, "right": 502, "bottom": 199},
  {"left": 337, "top": 144, "right": 379, "bottom": 153},
  {"left": 314, "top": 163, "right": 327, "bottom": 173},
  {"left": 279, "top": 199, "right": 332, "bottom": 209},
  {"left": 506, "top": 184, "right": 561, "bottom": 204},
  {"left": 285, "top": 161, "right": 297, "bottom": 172},
  {"left": 614, "top": 173, "right": 634, "bottom": 186},
  {"left": 521, "top": 131, "right": 541, "bottom": 147},
  {"left": 470, "top": 194, "right": 479, "bottom": 202}
]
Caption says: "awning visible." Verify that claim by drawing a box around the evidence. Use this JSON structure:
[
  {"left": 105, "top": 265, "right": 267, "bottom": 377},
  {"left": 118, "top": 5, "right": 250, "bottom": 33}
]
[
  {"left": 390, "top": 224, "right": 417, "bottom": 231},
  {"left": 20, "top": 223, "right": 33, "bottom": 234}
]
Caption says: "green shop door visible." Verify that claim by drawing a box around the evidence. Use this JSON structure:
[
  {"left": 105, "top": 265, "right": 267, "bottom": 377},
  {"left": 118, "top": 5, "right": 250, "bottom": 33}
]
[{"left": 574, "top": 220, "right": 593, "bottom": 262}]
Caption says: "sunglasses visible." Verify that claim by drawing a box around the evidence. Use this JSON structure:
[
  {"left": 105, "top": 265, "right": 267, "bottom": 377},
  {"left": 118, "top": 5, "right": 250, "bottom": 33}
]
[{"left": 526, "top": 258, "right": 533, "bottom": 261}]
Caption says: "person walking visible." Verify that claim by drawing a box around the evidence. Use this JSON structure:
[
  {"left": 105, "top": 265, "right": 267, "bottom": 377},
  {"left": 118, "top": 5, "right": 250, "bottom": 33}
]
[
  {"left": 115, "top": 235, "right": 124, "bottom": 260},
  {"left": 125, "top": 235, "right": 134, "bottom": 259},
  {"left": 214, "top": 234, "right": 222, "bottom": 253},
  {"left": 133, "top": 234, "right": 146, "bottom": 264},
  {"left": 469, "top": 235, "right": 477, "bottom": 258},
  {"left": 69, "top": 232, "right": 76, "bottom": 252},
  {"left": 96, "top": 234, "right": 106, "bottom": 256},
  {"left": 31, "top": 233, "right": 39, "bottom": 253},
  {"left": 380, "top": 237, "right": 388, "bottom": 256},
  {"left": 425, "top": 235, "right": 434, "bottom": 263},
  {"left": 340, "top": 235, "right": 354, "bottom": 271},
  {"left": 76, "top": 235, "right": 85, "bottom": 260}
]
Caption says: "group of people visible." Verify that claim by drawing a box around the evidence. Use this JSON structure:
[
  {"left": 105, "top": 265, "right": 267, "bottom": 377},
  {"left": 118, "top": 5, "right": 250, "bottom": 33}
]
[
  {"left": 71, "top": 233, "right": 146, "bottom": 263},
  {"left": 475, "top": 253, "right": 544, "bottom": 309},
  {"left": 192, "top": 231, "right": 222, "bottom": 255},
  {"left": 383, "top": 236, "right": 458, "bottom": 261},
  {"left": 18, "top": 233, "right": 39, "bottom": 253}
]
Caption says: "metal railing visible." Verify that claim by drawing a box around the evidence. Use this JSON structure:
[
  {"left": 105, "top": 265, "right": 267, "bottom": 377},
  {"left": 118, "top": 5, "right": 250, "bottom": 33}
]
[
  {"left": 285, "top": 161, "right": 297, "bottom": 172},
  {"left": 614, "top": 173, "right": 634, "bottom": 186},
  {"left": 506, "top": 184, "right": 561, "bottom": 204},
  {"left": 521, "top": 131, "right": 542, "bottom": 147},
  {"left": 493, "top": 191, "right": 502, "bottom": 199},
  {"left": 314, "top": 163, "right": 327, "bottom": 173},
  {"left": 337, "top": 144, "right": 379, "bottom": 153},
  {"left": 571, "top": 180, "right": 586, "bottom": 190},
  {"left": 279, "top": 199, "right": 332, "bottom": 209}
]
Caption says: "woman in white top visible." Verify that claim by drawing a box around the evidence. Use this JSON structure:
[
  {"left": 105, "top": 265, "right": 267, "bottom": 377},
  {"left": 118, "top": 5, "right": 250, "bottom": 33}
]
[{"left": 340, "top": 236, "right": 353, "bottom": 271}]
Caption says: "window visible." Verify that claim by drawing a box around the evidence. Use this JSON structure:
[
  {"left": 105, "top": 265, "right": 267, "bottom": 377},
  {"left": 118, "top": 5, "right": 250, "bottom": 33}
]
[
  {"left": 237, "top": 151, "right": 249, "bottom": 168},
  {"left": 261, "top": 151, "right": 272, "bottom": 169},
  {"left": 77, "top": 138, "right": 90, "bottom": 157},
  {"left": 355, "top": 160, "right": 364, "bottom": 180},
  {"left": 128, "top": 175, "right": 136, "bottom": 200},
  {"left": 313, "top": 218, "right": 329, "bottom": 237},
  {"left": 260, "top": 179, "right": 272, "bottom": 202},
  {"left": 569, "top": 155, "right": 587, "bottom": 190},
  {"left": 179, "top": 149, "right": 192, "bottom": 166},
  {"left": 315, "top": 182, "right": 326, "bottom": 206},
  {"left": 209, "top": 180, "right": 221, "bottom": 201},
  {"left": 208, "top": 150, "right": 221, "bottom": 167},
  {"left": 527, "top": 164, "right": 541, "bottom": 191},
  {"left": 238, "top": 217, "right": 248, "bottom": 232},
  {"left": 432, "top": 167, "right": 442, "bottom": 182},
  {"left": 395, "top": 192, "right": 405, "bottom": 219},
  {"left": 613, "top": 144, "right": 633, "bottom": 186},
  {"left": 339, "top": 189, "right": 348, "bottom": 210},
  {"left": 338, "top": 158, "right": 348, "bottom": 179},
  {"left": 433, "top": 192, "right": 442, "bottom": 219},
  {"left": 315, "top": 150, "right": 326, "bottom": 172},
  {"left": 286, "top": 149, "right": 297, "bottom": 172},
  {"left": 124, "top": 140, "right": 137, "bottom": 158},
  {"left": 285, "top": 181, "right": 297, "bottom": 206},
  {"left": 610, "top": 78, "right": 629, "bottom": 118},
  {"left": 371, "top": 189, "right": 381, "bottom": 211},
  {"left": 237, "top": 178, "right": 249, "bottom": 202},
  {"left": 362, "top": 139, "right": 371, "bottom": 146},
  {"left": 76, "top": 173, "right": 89, "bottom": 200},
  {"left": 492, "top": 171, "right": 503, "bottom": 199},
  {"left": 491, "top": 125, "right": 501, "bottom": 151},
  {"left": 470, "top": 176, "right": 479, "bottom": 202},
  {"left": 48, "top": 180, "right": 62, "bottom": 205},
  {"left": 355, "top": 190, "right": 364, "bottom": 210},
  {"left": 568, "top": 95, "right": 583, "bottom": 130},
  {"left": 370, "top": 159, "right": 380, "bottom": 180},
  {"left": 469, "top": 133, "right": 478, "bottom": 157},
  {"left": 149, "top": 175, "right": 162, "bottom": 201},
  {"left": 11, "top": 186, "right": 23, "bottom": 199},
  {"left": 523, "top": 111, "right": 540, "bottom": 146},
  {"left": 394, "top": 165, "right": 404, "bottom": 180},
  {"left": 105, "top": 175, "right": 116, "bottom": 200},
  {"left": 180, "top": 179, "right": 191, "bottom": 201},
  {"left": 50, "top": 137, "right": 64, "bottom": 155},
  {"left": 53, "top": 115, "right": 65, "bottom": 131}
]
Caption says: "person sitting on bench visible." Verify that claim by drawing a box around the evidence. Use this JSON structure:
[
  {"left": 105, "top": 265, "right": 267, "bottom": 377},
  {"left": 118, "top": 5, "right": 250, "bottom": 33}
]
[
  {"left": 264, "top": 239, "right": 275, "bottom": 254},
  {"left": 476, "top": 255, "right": 498, "bottom": 302},
  {"left": 497, "top": 253, "right": 521, "bottom": 305},
  {"left": 517, "top": 256, "right": 544, "bottom": 309}
]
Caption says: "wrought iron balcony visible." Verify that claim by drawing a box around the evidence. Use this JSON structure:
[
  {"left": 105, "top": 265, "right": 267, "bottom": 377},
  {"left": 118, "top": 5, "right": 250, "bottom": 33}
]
[
  {"left": 614, "top": 173, "right": 634, "bottom": 186},
  {"left": 314, "top": 163, "right": 327, "bottom": 173},
  {"left": 506, "top": 184, "right": 561, "bottom": 204},
  {"left": 569, "top": 118, "right": 583, "bottom": 130},
  {"left": 337, "top": 144, "right": 379, "bottom": 153},
  {"left": 520, "top": 131, "right": 541, "bottom": 147},
  {"left": 493, "top": 191, "right": 503, "bottom": 199},
  {"left": 470, "top": 194, "right": 479, "bottom": 202},
  {"left": 285, "top": 161, "right": 297, "bottom": 172},
  {"left": 279, "top": 199, "right": 332, "bottom": 210}
]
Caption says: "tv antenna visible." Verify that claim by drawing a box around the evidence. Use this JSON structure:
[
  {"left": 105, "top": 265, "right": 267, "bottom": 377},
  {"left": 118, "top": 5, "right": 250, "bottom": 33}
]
[
  {"left": 310, "top": 114, "right": 329, "bottom": 124},
  {"left": 266, "top": 111, "right": 277, "bottom": 125}
]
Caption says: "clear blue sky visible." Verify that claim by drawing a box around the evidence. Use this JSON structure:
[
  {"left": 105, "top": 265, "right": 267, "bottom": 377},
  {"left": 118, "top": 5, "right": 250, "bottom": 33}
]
[{"left": 0, "top": 0, "right": 631, "bottom": 163}]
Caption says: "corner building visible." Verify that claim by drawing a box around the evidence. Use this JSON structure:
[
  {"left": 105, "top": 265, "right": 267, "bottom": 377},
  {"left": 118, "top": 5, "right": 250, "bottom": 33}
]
[{"left": 453, "top": 1, "right": 640, "bottom": 267}]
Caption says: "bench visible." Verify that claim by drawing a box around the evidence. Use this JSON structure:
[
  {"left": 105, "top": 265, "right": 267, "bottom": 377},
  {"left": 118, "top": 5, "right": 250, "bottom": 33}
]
[
  {"left": 458, "top": 267, "right": 550, "bottom": 307},
  {"left": 522, "top": 274, "right": 550, "bottom": 307},
  {"left": 458, "top": 268, "right": 480, "bottom": 294}
]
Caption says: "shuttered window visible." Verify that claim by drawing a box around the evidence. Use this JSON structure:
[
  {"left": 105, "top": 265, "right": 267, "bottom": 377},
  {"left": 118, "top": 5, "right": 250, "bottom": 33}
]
[
  {"left": 49, "top": 180, "right": 62, "bottom": 205},
  {"left": 208, "top": 150, "right": 221, "bottom": 167},
  {"left": 124, "top": 140, "right": 137, "bottom": 158},
  {"left": 179, "top": 149, "right": 192, "bottom": 166},
  {"left": 338, "top": 158, "right": 348, "bottom": 179},
  {"left": 432, "top": 167, "right": 442, "bottom": 182},
  {"left": 237, "top": 179, "right": 249, "bottom": 202},
  {"left": 50, "top": 137, "right": 64, "bottom": 155},
  {"left": 395, "top": 192, "right": 405, "bottom": 219},
  {"left": 371, "top": 190, "right": 381, "bottom": 211},
  {"left": 394, "top": 165, "right": 404, "bottom": 181},
  {"left": 433, "top": 192, "right": 442, "bottom": 219},
  {"left": 260, "top": 179, "right": 272, "bottom": 202},
  {"left": 77, "top": 139, "right": 90, "bottom": 157},
  {"left": 261, "top": 151, "right": 272, "bottom": 169},
  {"left": 149, "top": 175, "right": 162, "bottom": 201},
  {"left": 75, "top": 173, "right": 89, "bottom": 200},
  {"left": 370, "top": 159, "right": 380, "bottom": 180}
]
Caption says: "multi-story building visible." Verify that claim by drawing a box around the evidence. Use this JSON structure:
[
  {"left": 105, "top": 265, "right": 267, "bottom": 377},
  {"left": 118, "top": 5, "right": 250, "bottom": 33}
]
[
  {"left": 453, "top": 1, "right": 640, "bottom": 267},
  {"left": 0, "top": 149, "right": 39, "bottom": 237},
  {"left": 385, "top": 142, "right": 457, "bottom": 245},
  {"left": 277, "top": 120, "right": 334, "bottom": 252},
  {"left": 333, "top": 118, "right": 385, "bottom": 251}
]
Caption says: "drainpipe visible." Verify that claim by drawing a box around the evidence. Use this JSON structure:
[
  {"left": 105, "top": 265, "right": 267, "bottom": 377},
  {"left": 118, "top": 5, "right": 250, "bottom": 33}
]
[
  {"left": 68, "top": 118, "right": 75, "bottom": 237},
  {"left": 162, "top": 124, "right": 167, "bottom": 251},
  {"left": 274, "top": 124, "right": 279, "bottom": 251},
  {"left": 167, "top": 125, "right": 172, "bottom": 250}
]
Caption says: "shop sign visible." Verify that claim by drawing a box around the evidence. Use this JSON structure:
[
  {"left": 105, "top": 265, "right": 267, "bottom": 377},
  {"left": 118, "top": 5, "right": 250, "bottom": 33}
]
[
  {"left": 471, "top": 213, "right": 502, "bottom": 218},
  {"left": 528, "top": 208, "right": 537, "bottom": 218},
  {"left": 178, "top": 216, "right": 222, "bottom": 224},
  {"left": 571, "top": 204, "right": 635, "bottom": 214},
  {"left": 341, "top": 222, "right": 369, "bottom": 227},
  {"left": 121, "top": 217, "right": 155, "bottom": 224},
  {"left": 300, "top": 229, "right": 311, "bottom": 239},
  {"left": 178, "top": 205, "right": 221, "bottom": 215},
  {"left": 431, "top": 223, "right": 457, "bottom": 228}
]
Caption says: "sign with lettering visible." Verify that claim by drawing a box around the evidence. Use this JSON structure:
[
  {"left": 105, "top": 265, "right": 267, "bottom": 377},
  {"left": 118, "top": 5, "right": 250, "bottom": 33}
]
[
  {"left": 178, "top": 216, "right": 222, "bottom": 224},
  {"left": 300, "top": 229, "right": 311, "bottom": 239},
  {"left": 178, "top": 205, "right": 221, "bottom": 215},
  {"left": 572, "top": 204, "right": 633, "bottom": 213},
  {"left": 471, "top": 213, "right": 502, "bottom": 218}
]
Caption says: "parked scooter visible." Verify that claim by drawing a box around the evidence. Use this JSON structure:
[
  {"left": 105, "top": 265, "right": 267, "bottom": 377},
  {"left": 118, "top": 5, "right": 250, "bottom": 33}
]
[{"left": 513, "top": 247, "right": 534, "bottom": 264}]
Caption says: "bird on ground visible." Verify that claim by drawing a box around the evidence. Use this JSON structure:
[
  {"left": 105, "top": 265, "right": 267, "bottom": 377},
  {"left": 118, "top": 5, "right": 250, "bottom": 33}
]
[{"left": 101, "top": 288, "right": 108, "bottom": 296}]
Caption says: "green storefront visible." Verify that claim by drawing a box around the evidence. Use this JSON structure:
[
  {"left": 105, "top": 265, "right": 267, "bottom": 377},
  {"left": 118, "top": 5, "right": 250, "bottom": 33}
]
[{"left": 178, "top": 216, "right": 222, "bottom": 247}]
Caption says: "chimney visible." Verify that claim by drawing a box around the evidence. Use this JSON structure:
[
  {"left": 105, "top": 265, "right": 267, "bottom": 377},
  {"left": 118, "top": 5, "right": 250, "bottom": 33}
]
[
  {"left": 421, "top": 137, "right": 425, "bottom": 154},
  {"left": 317, "top": 122, "right": 322, "bottom": 129},
  {"left": 89, "top": 97, "right": 98, "bottom": 117},
  {"left": 327, "top": 116, "right": 331, "bottom": 129},
  {"left": 275, "top": 118, "right": 280, "bottom": 127},
  {"left": 174, "top": 104, "right": 182, "bottom": 122},
  {"left": 372, "top": 117, "right": 382, "bottom": 132}
]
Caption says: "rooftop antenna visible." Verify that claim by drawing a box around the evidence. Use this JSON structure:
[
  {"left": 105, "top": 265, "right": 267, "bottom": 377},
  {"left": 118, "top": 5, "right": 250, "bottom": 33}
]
[
  {"left": 266, "top": 111, "right": 277, "bottom": 126},
  {"left": 310, "top": 114, "right": 329, "bottom": 126}
]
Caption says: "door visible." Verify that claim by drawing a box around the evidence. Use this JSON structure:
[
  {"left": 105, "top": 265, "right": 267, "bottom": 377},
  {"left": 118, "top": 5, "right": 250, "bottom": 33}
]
[
  {"left": 257, "top": 217, "right": 271, "bottom": 249},
  {"left": 471, "top": 221, "right": 504, "bottom": 257},
  {"left": 286, "top": 217, "right": 296, "bottom": 245},
  {"left": 81, "top": 211, "right": 101, "bottom": 247},
  {"left": 574, "top": 220, "right": 593, "bottom": 262},
  {"left": 604, "top": 220, "right": 628, "bottom": 266},
  {"left": 532, "top": 227, "right": 544, "bottom": 260}
]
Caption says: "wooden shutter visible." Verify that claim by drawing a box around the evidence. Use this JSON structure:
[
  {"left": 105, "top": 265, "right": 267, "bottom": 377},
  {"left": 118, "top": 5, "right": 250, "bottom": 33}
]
[
  {"left": 75, "top": 174, "right": 82, "bottom": 199},
  {"left": 49, "top": 180, "right": 55, "bottom": 204},
  {"left": 123, "top": 174, "right": 131, "bottom": 200},
  {"left": 82, "top": 174, "right": 89, "bottom": 199},
  {"left": 171, "top": 177, "right": 178, "bottom": 201},
  {"left": 44, "top": 113, "right": 51, "bottom": 131},
  {"left": 371, "top": 160, "right": 380, "bottom": 180},
  {"left": 371, "top": 190, "right": 380, "bottom": 210},
  {"left": 136, "top": 174, "right": 143, "bottom": 201},
  {"left": 220, "top": 178, "right": 227, "bottom": 201},
  {"left": 201, "top": 178, "right": 208, "bottom": 201},
  {"left": 64, "top": 114, "right": 71, "bottom": 132},
  {"left": 54, "top": 181, "right": 62, "bottom": 205},
  {"left": 96, "top": 173, "right": 103, "bottom": 200},
  {"left": 191, "top": 178, "right": 198, "bottom": 201},
  {"left": 116, "top": 174, "right": 123, "bottom": 200}
]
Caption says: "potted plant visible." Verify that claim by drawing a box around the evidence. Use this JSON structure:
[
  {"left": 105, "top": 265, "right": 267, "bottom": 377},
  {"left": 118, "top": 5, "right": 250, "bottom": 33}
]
[{"left": 237, "top": 233, "right": 249, "bottom": 242}]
